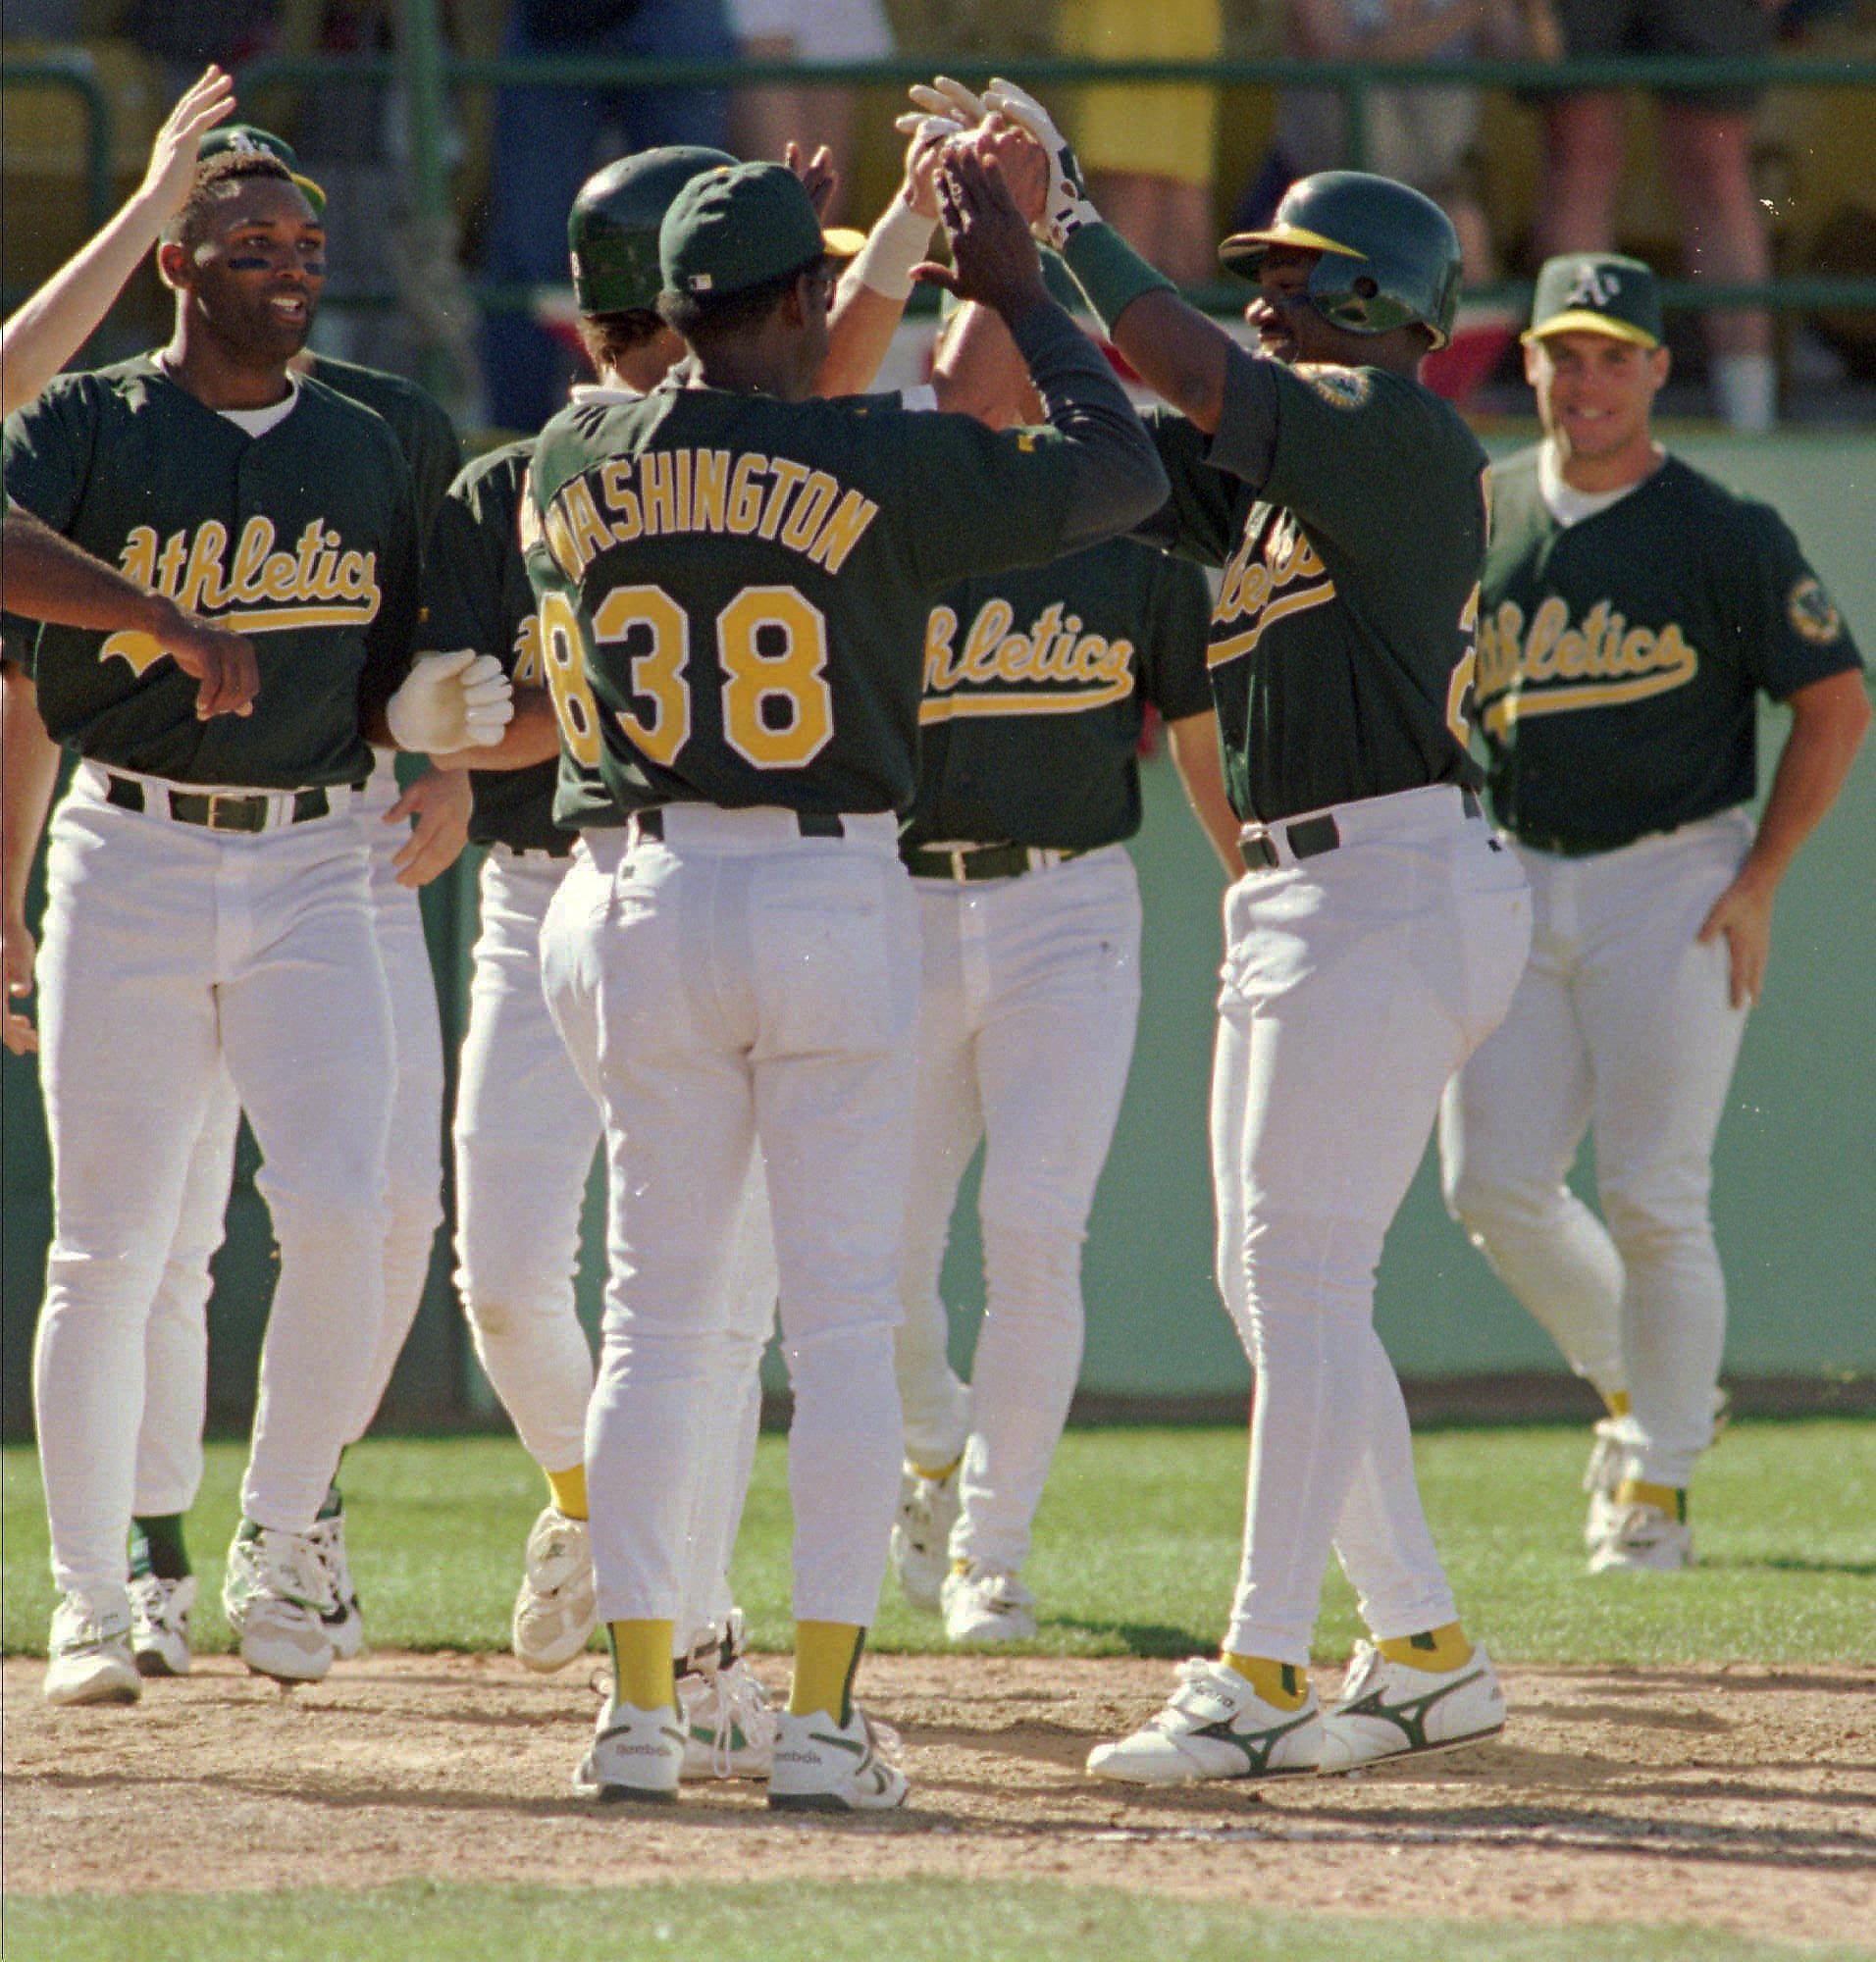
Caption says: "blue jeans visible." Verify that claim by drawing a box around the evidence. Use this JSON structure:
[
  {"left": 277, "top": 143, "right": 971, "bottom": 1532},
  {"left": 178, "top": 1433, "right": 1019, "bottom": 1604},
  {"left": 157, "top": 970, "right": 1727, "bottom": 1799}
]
[{"left": 480, "top": 0, "right": 736, "bottom": 431}]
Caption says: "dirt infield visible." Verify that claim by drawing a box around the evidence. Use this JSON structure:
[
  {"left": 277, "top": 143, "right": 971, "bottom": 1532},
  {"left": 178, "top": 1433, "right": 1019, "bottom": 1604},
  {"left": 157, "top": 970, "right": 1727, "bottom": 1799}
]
[{"left": 7, "top": 1654, "right": 1874, "bottom": 1944}]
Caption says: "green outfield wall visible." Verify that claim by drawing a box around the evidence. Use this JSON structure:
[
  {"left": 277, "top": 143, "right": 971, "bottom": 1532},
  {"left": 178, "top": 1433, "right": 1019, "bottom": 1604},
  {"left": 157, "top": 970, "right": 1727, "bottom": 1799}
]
[{"left": 2, "top": 431, "right": 1871, "bottom": 1436}]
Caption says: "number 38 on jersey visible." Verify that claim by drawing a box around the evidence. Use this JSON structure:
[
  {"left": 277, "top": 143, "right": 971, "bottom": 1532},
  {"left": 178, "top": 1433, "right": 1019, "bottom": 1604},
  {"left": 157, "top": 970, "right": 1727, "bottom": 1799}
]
[{"left": 538, "top": 582, "right": 835, "bottom": 773}]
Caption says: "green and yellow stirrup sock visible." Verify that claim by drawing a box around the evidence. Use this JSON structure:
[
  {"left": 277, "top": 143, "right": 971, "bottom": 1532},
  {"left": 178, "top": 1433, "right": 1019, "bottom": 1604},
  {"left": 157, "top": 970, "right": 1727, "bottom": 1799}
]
[
  {"left": 1222, "top": 1651, "right": 1310, "bottom": 1711},
  {"left": 909, "top": 1452, "right": 962, "bottom": 1484},
  {"left": 606, "top": 1620, "right": 676, "bottom": 1712},
  {"left": 790, "top": 1622, "right": 865, "bottom": 1725},
  {"left": 1615, "top": 1478, "right": 1687, "bottom": 1521},
  {"left": 1377, "top": 1622, "right": 1474, "bottom": 1673},
  {"left": 546, "top": 1463, "right": 589, "bottom": 1522}
]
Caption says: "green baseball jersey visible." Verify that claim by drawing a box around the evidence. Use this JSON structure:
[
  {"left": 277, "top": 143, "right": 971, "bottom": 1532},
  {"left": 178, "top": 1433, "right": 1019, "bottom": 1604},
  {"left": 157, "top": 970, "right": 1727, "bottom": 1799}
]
[
  {"left": 1477, "top": 447, "right": 1864, "bottom": 852},
  {"left": 907, "top": 538, "right": 1214, "bottom": 852},
  {"left": 1147, "top": 351, "right": 1488, "bottom": 823},
  {"left": 301, "top": 352, "right": 462, "bottom": 532},
  {"left": 524, "top": 381, "right": 1076, "bottom": 819},
  {"left": 422, "top": 440, "right": 569, "bottom": 853},
  {"left": 3, "top": 356, "right": 421, "bottom": 788}
]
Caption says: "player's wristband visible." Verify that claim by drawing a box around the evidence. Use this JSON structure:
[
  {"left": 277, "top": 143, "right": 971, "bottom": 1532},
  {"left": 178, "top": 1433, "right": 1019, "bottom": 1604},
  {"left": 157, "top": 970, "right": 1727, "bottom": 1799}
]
[
  {"left": 846, "top": 196, "right": 938, "bottom": 302},
  {"left": 1060, "top": 223, "right": 1178, "bottom": 336}
]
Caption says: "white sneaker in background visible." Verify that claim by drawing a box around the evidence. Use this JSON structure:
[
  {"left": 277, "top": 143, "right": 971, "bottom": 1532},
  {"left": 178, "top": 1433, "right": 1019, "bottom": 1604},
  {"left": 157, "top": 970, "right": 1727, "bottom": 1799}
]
[
  {"left": 1589, "top": 1503, "right": 1694, "bottom": 1575},
  {"left": 941, "top": 1561, "right": 1037, "bottom": 1643},
  {"left": 129, "top": 1573, "right": 195, "bottom": 1678},
  {"left": 890, "top": 1462, "right": 961, "bottom": 1614},
  {"left": 511, "top": 1507, "right": 597, "bottom": 1673}
]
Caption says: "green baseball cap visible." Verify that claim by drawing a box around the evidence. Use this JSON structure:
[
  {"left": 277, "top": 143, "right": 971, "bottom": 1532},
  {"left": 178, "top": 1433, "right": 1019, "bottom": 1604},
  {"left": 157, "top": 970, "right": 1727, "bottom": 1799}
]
[
  {"left": 1524, "top": 253, "right": 1663, "bottom": 349},
  {"left": 197, "top": 124, "right": 327, "bottom": 216},
  {"left": 658, "top": 160, "right": 861, "bottom": 301}
]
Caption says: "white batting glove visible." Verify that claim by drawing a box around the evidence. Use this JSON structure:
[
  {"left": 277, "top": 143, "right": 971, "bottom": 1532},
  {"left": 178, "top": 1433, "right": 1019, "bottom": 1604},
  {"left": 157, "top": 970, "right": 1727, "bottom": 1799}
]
[
  {"left": 908, "top": 76, "right": 992, "bottom": 128},
  {"left": 980, "top": 77, "right": 1101, "bottom": 250},
  {"left": 385, "top": 649, "right": 514, "bottom": 751}
]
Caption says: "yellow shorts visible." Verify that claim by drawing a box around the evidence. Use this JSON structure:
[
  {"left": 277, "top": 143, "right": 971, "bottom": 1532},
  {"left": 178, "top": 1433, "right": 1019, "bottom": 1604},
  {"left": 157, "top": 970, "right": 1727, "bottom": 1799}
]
[{"left": 1058, "top": 0, "right": 1222, "bottom": 186}]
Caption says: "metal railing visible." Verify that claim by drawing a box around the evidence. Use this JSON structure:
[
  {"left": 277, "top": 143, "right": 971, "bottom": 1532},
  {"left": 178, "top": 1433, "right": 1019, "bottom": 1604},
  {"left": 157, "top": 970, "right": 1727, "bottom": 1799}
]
[
  {"left": 235, "top": 43, "right": 1876, "bottom": 321},
  {"left": 0, "top": 51, "right": 116, "bottom": 232}
]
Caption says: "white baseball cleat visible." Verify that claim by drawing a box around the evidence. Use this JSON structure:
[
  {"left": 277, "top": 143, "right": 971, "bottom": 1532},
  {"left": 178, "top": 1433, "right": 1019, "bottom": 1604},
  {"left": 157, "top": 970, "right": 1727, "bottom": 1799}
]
[
  {"left": 129, "top": 1573, "right": 195, "bottom": 1678},
  {"left": 307, "top": 1505, "right": 364, "bottom": 1660},
  {"left": 768, "top": 1706, "right": 909, "bottom": 1812},
  {"left": 223, "top": 1524, "right": 337, "bottom": 1683},
  {"left": 891, "top": 1462, "right": 961, "bottom": 1614},
  {"left": 44, "top": 1594, "right": 141, "bottom": 1708},
  {"left": 680, "top": 1654, "right": 777, "bottom": 1780},
  {"left": 941, "top": 1561, "right": 1037, "bottom": 1643},
  {"left": 1588, "top": 1502, "right": 1694, "bottom": 1574},
  {"left": 1582, "top": 1416, "right": 1628, "bottom": 1547},
  {"left": 511, "top": 1507, "right": 598, "bottom": 1672},
  {"left": 1087, "top": 1658, "right": 1323, "bottom": 1783},
  {"left": 572, "top": 1697, "right": 687, "bottom": 1804},
  {"left": 1317, "top": 1639, "right": 1506, "bottom": 1773}
]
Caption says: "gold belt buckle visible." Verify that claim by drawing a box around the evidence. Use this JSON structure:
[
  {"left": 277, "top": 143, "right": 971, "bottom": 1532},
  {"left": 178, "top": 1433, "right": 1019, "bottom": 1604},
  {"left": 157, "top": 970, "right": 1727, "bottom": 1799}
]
[{"left": 205, "top": 793, "right": 233, "bottom": 830}]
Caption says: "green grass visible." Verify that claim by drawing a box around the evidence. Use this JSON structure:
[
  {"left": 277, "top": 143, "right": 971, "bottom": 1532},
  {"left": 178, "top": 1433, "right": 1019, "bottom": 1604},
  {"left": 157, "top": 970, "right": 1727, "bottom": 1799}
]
[
  {"left": 4, "top": 1420, "right": 1872, "bottom": 1665},
  {"left": 5, "top": 1883, "right": 1867, "bottom": 1962}
]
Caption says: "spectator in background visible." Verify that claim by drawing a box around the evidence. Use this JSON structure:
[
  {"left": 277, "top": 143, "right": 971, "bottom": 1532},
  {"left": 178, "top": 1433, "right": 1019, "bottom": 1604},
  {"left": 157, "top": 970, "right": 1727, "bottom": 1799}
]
[
  {"left": 478, "top": 0, "right": 738, "bottom": 433},
  {"left": 1533, "top": 0, "right": 1782, "bottom": 432},
  {"left": 727, "top": 0, "right": 896, "bottom": 224},
  {"left": 1240, "top": 0, "right": 1557, "bottom": 403},
  {"left": 1056, "top": 0, "right": 1224, "bottom": 289}
]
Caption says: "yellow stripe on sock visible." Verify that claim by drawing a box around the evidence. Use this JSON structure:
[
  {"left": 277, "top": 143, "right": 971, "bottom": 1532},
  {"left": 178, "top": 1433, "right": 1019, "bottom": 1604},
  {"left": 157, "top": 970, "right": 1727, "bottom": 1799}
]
[
  {"left": 1221, "top": 1651, "right": 1309, "bottom": 1710},
  {"left": 1377, "top": 1622, "right": 1473, "bottom": 1673},
  {"left": 910, "top": 1453, "right": 962, "bottom": 1483},
  {"left": 790, "top": 1621, "right": 864, "bottom": 1724},
  {"left": 546, "top": 1463, "right": 588, "bottom": 1522},
  {"left": 1603, "top": 1390, "right": 1632, "bottom": 1419},
  {"left": 606, "top": 1620, "right": 675, "bottom": 1711},
  {"left": 1615, "top": 1478, "right": 1686, "bottom": 1522}
]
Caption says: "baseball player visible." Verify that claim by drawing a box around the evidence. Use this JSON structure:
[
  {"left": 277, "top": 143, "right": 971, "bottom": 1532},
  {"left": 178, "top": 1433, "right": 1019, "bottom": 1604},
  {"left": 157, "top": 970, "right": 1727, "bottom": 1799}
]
[
  {"left": 888, "top": 282, "right": 1231, "bottom": 1641},
  {"left": 3, "top": 147, "right": 506, "bottom": 1706},
  {"left": 428, "top": 135, "right": 954, "bottom": 1771},
  {"left": 527, "top": 148, "right": 1165, "bottom": 1808},
  {"left": 1439, "top": 254, "right": 1869, "bottom": 1572},
  {"left": 108, "top": 127, "right": 469, "bottom": 1677},
  {"left": 959, "top": 80, "right": 1532, "bottom": 1780}
]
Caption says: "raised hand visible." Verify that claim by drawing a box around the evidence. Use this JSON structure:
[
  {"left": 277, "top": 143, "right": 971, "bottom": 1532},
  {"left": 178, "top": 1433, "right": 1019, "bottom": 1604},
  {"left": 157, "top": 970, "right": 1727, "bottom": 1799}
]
[
  {"left": 979, "top": 78, "right": 1100, "bottom": 249},
  {"left": 907, "top": 76, "right": 993, "bottom": 129},
  {"left": 915, "top": 147, "right": 1048, "bottom": 323},
  {"left": 784, "top": 140, "right": 839, "bottom": 219},
  {"left": 891, "top": 115, "right": 962, "bottom": 222},
  {"left": 138, "top": 66, "right": 237, "bottom": 224}
]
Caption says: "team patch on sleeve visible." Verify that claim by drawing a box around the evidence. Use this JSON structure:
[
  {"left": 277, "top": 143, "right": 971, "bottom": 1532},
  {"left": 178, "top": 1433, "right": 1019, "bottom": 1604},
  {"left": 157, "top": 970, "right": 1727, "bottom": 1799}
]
[
  {"left": 1293, "top": 364, "right": 1372, "bottom": 410},
  {"left": 1786, "top": 575, "right": 1843, "bottom": 645}
]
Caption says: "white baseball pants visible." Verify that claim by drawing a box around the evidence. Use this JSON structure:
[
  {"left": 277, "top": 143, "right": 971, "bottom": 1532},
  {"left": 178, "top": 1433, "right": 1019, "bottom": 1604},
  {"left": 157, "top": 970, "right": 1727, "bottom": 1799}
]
[
  {"left": 540, "top": 839, "right": 771, "bottom": 1648},
  {"left": 1439, "top": 812, "right": 1752, "bottom": 1489},
  {"left": 895, "top": 847, "right": 1142, "bottom": 1572},
  {"left": 556, "top": 808, "right": 918, "bottom": 1630},
  {"left": 455, "top": 847, "right": 601, "bottom": 1478},
  {"left": 33, "top": 764, "right": 393, "bottom": 1602},
  {"left": 127, "top": 754, "right": 446, "bottom": 1516},
  {"left": 1213, "top": 785, "right": 1531, "bottom": 1665}
]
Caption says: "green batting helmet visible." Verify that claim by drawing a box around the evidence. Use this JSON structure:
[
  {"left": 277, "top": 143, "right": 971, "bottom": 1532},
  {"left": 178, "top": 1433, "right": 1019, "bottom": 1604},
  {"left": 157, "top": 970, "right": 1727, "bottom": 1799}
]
[
  {"left": 568, "top": 145, "right": 737, "bottom": 315},
  {"left": 1218, "top": 172, "right": 1463, "bottom": 351}
]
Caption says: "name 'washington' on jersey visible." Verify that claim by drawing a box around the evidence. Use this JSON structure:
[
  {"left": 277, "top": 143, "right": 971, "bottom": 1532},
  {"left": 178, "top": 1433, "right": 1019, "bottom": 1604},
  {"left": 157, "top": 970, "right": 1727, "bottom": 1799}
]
[
  {"left": 1144, "top": 354, "right": 1489, "bottom": 824},
  {"left": 523, "top": 379, "right": 1076, "bottom": 819},
  {"left": 1477, "top": 447, "right": 1864, "bottom": 852},
  {"left": 2, "top": 356, "right": 422, "bottom": 788}
]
